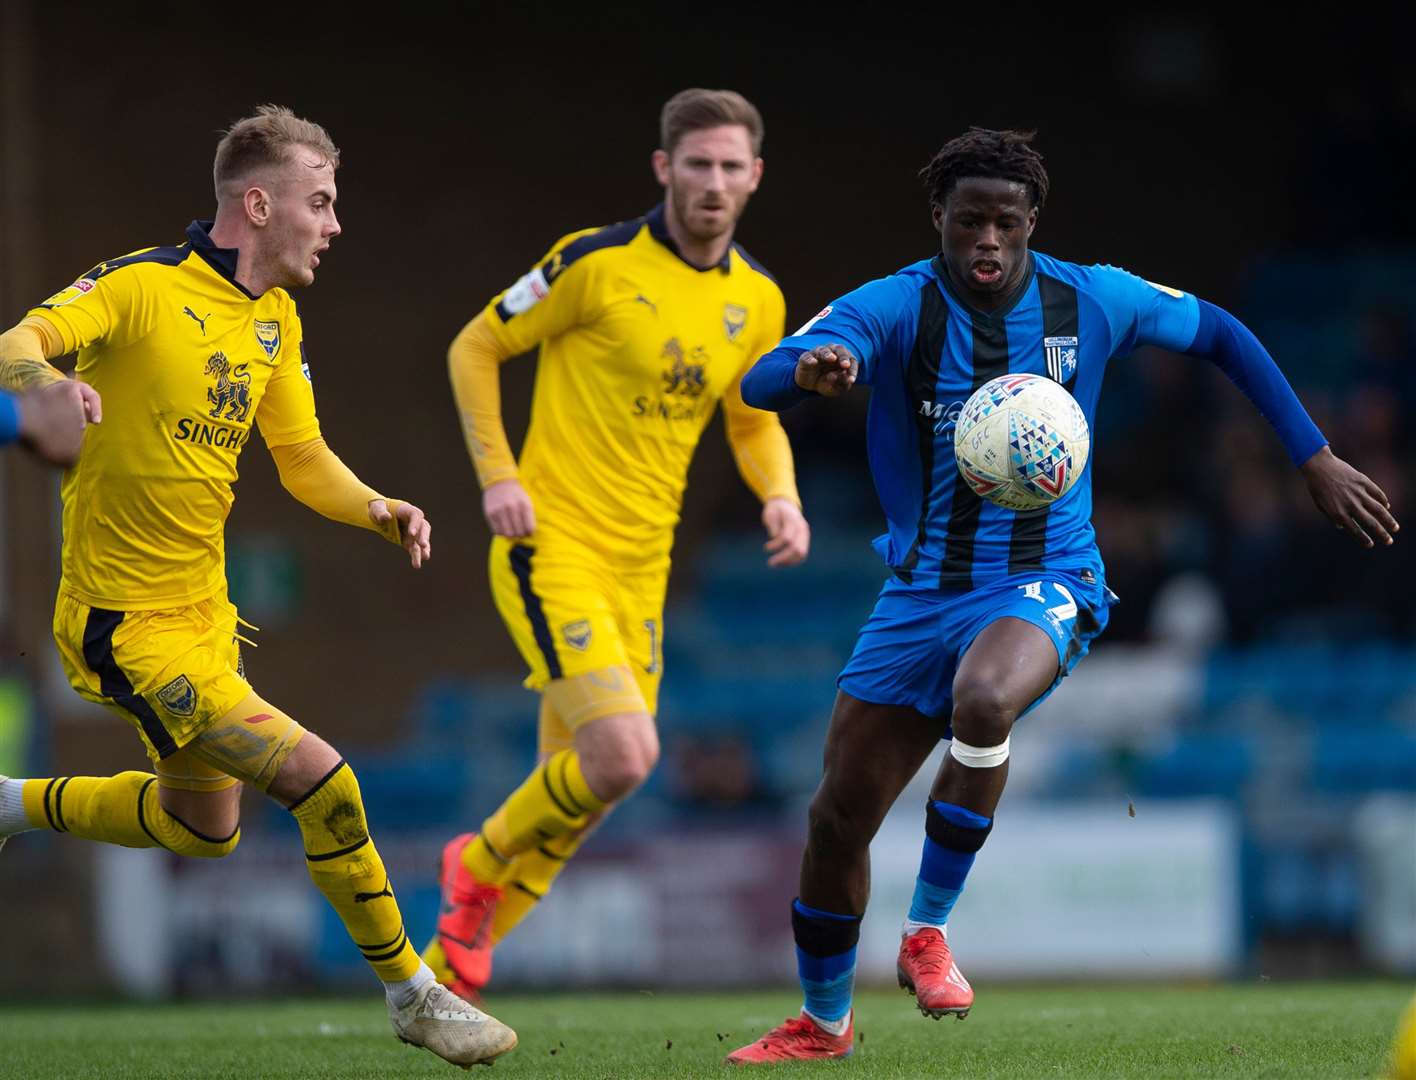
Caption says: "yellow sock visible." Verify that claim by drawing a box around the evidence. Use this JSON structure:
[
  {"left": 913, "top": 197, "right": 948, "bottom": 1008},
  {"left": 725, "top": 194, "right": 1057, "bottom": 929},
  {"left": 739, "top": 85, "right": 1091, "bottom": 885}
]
[
  {"left": 20, "top": 773, "right": 239, "bottom": 856},
  {"left": 288, "top": 760, "right": 419, "bottom": 982},
  {"left": 491, "top": 825, "right": 590, "bottom": 944},
  {"left": 465, "top": 749, "right": 604, "bottom": 883}
]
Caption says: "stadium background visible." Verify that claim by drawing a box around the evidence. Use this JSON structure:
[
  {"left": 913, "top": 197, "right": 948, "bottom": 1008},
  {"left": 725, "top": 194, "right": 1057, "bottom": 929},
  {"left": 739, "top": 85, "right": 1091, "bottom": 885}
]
[{"left": 0, "top": 4, "right": 1412, "bottom": 997}]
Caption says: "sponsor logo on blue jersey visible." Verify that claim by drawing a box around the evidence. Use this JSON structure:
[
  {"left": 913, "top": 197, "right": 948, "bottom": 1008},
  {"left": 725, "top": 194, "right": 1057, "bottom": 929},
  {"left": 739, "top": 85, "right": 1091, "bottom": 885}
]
[{"left": 918, "top": 398, "right": 966, "bottom": 435}]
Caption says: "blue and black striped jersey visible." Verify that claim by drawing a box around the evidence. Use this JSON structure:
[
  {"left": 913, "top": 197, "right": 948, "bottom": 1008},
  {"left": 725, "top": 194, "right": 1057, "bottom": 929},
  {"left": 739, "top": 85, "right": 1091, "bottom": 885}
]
[{"left": 751, "top": 252, "right": 1204, "bottom": 591}]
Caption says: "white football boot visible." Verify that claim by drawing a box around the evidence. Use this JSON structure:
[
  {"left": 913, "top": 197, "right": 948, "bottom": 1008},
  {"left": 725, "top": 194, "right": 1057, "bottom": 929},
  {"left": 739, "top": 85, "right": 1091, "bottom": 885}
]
[{"left": 389, "top": 980, "right": 517, "bottom": 1067}]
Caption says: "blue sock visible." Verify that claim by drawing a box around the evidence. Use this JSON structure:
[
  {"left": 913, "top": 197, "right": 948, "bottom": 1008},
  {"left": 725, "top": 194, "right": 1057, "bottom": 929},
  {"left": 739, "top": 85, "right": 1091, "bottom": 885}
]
[
  {"left": 907, "top": 801, "right": 993, "bottom": 927},
  {"left": 791, "top": 898, "right": 860, "bottom": 1024}
]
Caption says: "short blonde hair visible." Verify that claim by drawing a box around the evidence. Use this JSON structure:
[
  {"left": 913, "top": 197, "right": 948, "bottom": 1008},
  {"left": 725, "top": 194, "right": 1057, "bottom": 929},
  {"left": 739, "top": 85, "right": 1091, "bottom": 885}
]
[
  {"left": 213, "top": 104, "right": 340, "bottom": 198},
  {"left": 659, "top": 88, "right": 764, "bottom": 157}
]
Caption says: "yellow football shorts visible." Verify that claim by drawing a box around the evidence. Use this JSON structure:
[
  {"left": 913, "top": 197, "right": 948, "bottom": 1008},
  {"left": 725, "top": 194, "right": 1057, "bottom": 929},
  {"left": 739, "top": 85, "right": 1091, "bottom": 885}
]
[
  {"left": 53, "top": 589, "right": 253, "bottom": 763},
  {"left": 488, "top": 535, "right": 667, "bottom": 718}
]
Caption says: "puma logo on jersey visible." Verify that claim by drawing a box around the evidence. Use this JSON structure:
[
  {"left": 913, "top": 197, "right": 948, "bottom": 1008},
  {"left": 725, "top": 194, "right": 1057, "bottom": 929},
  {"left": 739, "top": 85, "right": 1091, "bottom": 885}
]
[
  {"left": 182, "top": 306, "right": 211, "bottom": 335},
  {"left": 634, "top": 293, "right": 658, "bottom": 315}
]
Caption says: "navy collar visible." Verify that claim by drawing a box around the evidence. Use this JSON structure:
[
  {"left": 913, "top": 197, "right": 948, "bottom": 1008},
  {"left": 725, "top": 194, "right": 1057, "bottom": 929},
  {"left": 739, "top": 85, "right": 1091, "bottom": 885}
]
[
  {"left": 931, "top": 251, "right": 1035, "bottom": 322},
  {"left": 645, "top": 203, "right": 732, "bottom": 273},
  {"left": 187, "top": 220, "right": 260, "bottom": 300}
]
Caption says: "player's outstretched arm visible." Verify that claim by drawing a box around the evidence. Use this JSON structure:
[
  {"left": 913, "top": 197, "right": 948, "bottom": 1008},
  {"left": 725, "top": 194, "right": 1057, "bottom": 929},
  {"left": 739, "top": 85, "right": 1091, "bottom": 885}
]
[
  {"left": 1, "top": 320, "right": 103, "bottom": 466},
  {"left": 0, "top": 319, "right": 71, "bottom": 392},
  {"left": 794, "top": 344, "right": 859, "bottom": 397},
  {"left": 1177, "top": 299, "right": 1398, "bottom": 549},
  {"left": 269, "top": 437, "right": 432, "bottom": 568},
  {"left": 368, "top": 498, "right": 433, "bottom": 568},
  {"left": 1299, "top": 446, "right": 1398, "bottom": 548},
  {"left": 740, "top": 342, "right": 858, "bottom": 411},
  {"left": 15, "top": 381, "right": 101, "bottom": 466}
]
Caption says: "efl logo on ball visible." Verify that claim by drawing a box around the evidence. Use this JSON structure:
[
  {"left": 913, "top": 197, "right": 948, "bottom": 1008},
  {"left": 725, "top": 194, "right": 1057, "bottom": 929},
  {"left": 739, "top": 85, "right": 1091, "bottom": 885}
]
[{"left": 953, "top": 374, "right": 1090, "bottom": 511}]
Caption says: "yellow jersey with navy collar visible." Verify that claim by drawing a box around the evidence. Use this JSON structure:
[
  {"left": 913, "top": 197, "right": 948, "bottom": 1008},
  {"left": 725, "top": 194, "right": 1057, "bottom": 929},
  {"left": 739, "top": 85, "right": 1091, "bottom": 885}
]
[
  {"left": 29, "top": 220, "right": 321, "bottom": 610},
  {"left": 485, "top": 203, "right": 790, "bottom": 569}
]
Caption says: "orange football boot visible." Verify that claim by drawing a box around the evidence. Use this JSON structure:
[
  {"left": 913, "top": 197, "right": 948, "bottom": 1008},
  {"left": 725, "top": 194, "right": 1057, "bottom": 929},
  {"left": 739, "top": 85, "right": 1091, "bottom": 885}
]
[
  {"left": 725, "top": 1012, "right": 853, "bottom": 1064},
  {"left": 896, "top": 927, "right": 973, "bottom": 1019}
]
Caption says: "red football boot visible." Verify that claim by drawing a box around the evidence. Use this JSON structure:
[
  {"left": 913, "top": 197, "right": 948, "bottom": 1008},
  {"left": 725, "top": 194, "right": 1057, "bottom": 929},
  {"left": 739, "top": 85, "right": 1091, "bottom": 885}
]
[
  {"left": 897, "top": 927, "right": 973, "bottom": 1019},
  {"left": 725, "top": 1012, "right": 854, "bottom": 1064},
  {"left": 427, "top": 833, "right": 502, "bottom": 998}
]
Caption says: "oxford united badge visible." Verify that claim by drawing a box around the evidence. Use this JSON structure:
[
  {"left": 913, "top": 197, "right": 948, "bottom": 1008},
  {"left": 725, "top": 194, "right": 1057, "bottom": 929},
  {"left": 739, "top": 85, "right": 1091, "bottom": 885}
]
[{"left": 254, "top": 320, "right": 282, "bottom": 360}]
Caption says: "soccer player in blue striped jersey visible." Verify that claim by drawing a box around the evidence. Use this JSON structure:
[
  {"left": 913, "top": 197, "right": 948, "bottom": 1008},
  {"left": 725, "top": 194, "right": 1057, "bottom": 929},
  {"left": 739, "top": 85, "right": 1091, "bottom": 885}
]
[{"left": 725, "top": 128, "right": 1397, "bottom": 1064}]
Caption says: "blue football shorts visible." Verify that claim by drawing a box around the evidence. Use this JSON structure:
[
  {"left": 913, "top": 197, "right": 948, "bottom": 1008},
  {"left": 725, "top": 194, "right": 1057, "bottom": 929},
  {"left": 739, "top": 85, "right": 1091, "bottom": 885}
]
[{"left": 837, "top": 568, "right": 1116, "bottom": 729}]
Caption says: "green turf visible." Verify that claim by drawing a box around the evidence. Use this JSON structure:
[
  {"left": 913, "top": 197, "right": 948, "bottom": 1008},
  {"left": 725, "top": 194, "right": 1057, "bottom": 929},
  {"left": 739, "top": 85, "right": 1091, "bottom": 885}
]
[{"left": 0, "top": 983, "right": 1407, "bottom": 1079}]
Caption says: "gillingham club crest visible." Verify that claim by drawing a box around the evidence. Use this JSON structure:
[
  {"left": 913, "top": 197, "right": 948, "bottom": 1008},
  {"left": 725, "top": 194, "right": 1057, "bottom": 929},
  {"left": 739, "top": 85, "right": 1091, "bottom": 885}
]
[{"left": 1044, "top": 336, "right": 1078, "bottom": 383}]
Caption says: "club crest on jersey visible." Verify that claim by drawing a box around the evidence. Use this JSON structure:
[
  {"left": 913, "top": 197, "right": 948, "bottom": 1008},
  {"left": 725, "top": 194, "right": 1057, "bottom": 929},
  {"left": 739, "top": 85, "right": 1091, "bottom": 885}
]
[
  {"left": 155, "top": 674, "right": 198, "bottom": 718},
  {"left": 1044, "top": 336, "right": 1078, "bottom": 382},
  {"left": 561, "top": 620, "right": 593, "bottom": 651},
  {"left": 205, "top": 351, "right": 252, "bottom": 422},
  {"left": 661, "top": 338, "right": 708, "bottom": 398},
  {"left": 254, "top": 320, "right": 281, "bottom": 360},
  {"left": 723, "top": 303, "right": 748, "bottom": 342}
]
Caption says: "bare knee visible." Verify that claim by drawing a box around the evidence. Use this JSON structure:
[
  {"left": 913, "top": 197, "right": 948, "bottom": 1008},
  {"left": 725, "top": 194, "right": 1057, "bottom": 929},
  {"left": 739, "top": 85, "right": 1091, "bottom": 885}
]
[
  {"left": 158, "top": 784, "right": 242, "bottom": 845},
  {"left": 950, "top": 678, "right": 1020, "bottom": 747},
  {"left": 576, "top": 712, "right": 659, "bottom": 803},
  {"left": 807, "top": 782, "right": 878, "bottom": 858},
  {"left": 267, "top": 731, "right": 344, "bottom": 807}
]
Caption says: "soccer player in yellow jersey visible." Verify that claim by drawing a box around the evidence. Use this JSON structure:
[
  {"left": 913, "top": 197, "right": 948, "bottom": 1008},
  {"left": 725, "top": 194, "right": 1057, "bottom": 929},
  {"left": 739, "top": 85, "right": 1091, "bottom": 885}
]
[
  {"left": 427, "top": 88, "right": 810, "bottom": 998},
  {"left": 0, "top": 105, "right": 515, "bottom": 1068}
]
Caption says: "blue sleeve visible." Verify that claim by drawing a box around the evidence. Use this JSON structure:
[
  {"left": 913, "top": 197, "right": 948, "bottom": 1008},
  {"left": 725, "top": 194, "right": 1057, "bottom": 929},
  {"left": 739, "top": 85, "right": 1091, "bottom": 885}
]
[
  {"left": 1084, "top": 265, "right": 1201, "bottom": 355},
  {"left": 0, "top": 391, "right": 19, "bottom": 447},
  {"left": 740, "top": 275, "right": 914, "bottom": 412},
  {"left": 1186, "top": 300, "right": 1327, "bottom": 466}
]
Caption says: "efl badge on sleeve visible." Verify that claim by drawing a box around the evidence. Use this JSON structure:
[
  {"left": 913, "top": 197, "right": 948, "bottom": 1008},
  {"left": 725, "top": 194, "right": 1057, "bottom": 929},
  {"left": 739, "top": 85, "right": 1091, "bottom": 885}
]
[
  {"left": 1044, "top": 336, "right": 1078, "bottom": 383},
  {"left": 156, "top": 674, "right": 198, "bottom": 718},
  {"left": 254, "top": 320, "right": 282, "bottom": 361},
  {"left": 723, "top": 303, "right": 748, "bottom": 342}
]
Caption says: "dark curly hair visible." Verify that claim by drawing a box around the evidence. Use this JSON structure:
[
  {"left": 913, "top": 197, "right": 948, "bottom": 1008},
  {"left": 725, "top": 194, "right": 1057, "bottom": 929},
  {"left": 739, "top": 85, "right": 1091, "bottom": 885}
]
[{"left": 919, "top": 128, "right": 1049, "bottom": 211}]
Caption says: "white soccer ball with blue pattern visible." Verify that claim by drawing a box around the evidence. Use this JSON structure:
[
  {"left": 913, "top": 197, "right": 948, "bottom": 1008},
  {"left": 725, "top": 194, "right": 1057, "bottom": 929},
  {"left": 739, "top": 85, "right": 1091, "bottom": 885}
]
[{"left": 953, "top": 373, "right": 1089, "bottom": 511}]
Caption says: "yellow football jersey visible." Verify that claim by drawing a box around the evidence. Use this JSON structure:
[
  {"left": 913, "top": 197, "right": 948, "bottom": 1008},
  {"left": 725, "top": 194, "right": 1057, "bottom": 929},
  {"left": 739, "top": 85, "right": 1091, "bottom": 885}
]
[
  {"left": 484, "top": 203, "right": 789, "bottom": 569},
  {"left": 30, "top": 221, "right": 321, "bottom": 609}
]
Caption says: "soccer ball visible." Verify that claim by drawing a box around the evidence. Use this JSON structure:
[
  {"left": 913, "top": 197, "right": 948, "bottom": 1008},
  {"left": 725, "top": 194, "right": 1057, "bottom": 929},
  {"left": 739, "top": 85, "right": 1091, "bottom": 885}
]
[{"left": 953, "top": 374, "right": 1090, "bottom": 511}]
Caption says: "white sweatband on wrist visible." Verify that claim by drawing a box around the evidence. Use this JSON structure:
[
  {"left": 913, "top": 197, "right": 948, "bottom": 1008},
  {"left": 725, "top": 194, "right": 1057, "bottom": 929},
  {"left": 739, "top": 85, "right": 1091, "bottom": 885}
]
[{"left": 949, "top": 735, "right": 1010, "bottom": 769}]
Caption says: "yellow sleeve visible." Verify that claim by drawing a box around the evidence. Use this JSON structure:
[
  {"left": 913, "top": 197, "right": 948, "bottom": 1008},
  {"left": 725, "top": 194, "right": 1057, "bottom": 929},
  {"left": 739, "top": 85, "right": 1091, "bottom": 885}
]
[
  {"left": 0, "top": 317, "right": 67, "bottom": 391},
  {"left": 723, "top": 281, "right": 799, "bottom": 507},
  {"left": 482, "top": 230, "right": 604, "bottom": 357},
  {"left": 268, "top": 437, "right": 402, "bottom": 544},
  {"left": 255, "top": 309, "right": 322, "bottom": 449},
  {"left": 450, "top": 230, "right": 604, "bottom": 487},
  {"left": 28, "top": 259, "right": 156, "bottom": 354},
  {"left": 448, "top": 312, "right": 518, "bottom": 488}
]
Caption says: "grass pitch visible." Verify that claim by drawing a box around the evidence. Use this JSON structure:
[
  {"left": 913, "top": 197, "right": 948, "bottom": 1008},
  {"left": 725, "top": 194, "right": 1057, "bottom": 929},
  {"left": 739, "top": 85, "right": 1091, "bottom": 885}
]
[{"left": 1, "top": 982, "right": 1407, "bottom": 1079}]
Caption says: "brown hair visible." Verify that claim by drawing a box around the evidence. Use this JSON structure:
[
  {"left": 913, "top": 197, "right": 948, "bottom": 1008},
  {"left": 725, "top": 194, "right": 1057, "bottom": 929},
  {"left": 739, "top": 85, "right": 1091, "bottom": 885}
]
[
  {"left": 659, "top": 88, "right": 764, "bottom": 157},
  {"left": 213, "top": 104, "right": 340, "bottom": 198}
]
